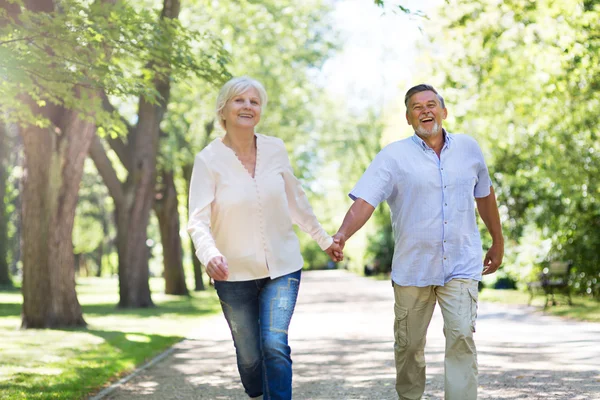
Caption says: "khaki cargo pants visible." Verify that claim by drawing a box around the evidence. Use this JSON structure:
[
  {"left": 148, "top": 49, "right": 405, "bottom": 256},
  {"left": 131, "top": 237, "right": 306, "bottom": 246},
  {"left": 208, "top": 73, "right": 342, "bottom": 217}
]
[{"left": 393, "top": 278, "right": 479, "bottom": 400}]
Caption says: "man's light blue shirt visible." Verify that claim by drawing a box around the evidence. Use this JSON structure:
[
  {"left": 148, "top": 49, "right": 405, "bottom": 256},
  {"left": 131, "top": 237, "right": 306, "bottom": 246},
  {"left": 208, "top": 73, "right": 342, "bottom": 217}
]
[{"left": 349, "top": 131, "right": 492, "bottom": 287}]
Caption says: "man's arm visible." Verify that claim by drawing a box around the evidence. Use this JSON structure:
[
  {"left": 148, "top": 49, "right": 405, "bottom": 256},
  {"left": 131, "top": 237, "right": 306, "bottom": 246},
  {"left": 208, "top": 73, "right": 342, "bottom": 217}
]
[
  {"left": 333, "top": 198, "right": 376, "bottom": 249},
  {"left": 476, "top": 186, "right": 504, "bottom": 275}
]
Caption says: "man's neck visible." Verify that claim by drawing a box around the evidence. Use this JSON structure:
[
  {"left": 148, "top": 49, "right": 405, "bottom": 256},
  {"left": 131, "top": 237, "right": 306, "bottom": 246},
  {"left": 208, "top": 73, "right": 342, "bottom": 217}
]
[{"left": 417, "top": 129, "right": 445, "bottom": 157}]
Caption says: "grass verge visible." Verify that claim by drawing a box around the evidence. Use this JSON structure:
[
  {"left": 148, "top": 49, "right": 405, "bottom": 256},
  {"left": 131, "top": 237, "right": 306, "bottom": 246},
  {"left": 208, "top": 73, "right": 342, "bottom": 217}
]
[
  {"left": 365, "top": 273, "right": 600, "bottom": 323},
  {"left": 0, "top": 277, "right": 220, "bottom": 400},
  {"left": 479, "top": 288, "right": 600, "bottom": 322}
]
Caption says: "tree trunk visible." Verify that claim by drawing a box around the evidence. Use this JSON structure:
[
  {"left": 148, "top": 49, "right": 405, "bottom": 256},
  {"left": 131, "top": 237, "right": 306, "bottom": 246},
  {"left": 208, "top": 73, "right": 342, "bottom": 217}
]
[
  {"left": 183, "top": 162, "right": 205, "bottom": 291},
  {"left": 12, "top": 0, "right": 90, "bottom": 329},
  {"left": 155, "top": 170, "right": 188, "bottom": 295},
  {"left": 0, "top": 121, "right": 10, "bottom": 286},
  {"left": 90, "top": 0, "right": 181, "bottom": 308},
  {"left": 114, "top": 192, "right": 154, "bottom": 307},
  {"left": 21, "top": 108, "right": 92, "bottom": 328}
]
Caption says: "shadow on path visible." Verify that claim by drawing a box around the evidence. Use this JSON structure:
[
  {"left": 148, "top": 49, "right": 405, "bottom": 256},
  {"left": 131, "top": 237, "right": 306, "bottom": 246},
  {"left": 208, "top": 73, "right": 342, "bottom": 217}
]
[{"left": 97, "top": 270, "right": 600, "bottom": 400}]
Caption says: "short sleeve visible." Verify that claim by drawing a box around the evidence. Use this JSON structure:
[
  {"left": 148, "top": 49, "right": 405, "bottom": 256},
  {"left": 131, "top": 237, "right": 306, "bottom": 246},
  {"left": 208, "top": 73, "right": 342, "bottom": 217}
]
[
  {"left": 349, "top": 149, "right": 396, "bottom": 207},
  {"left": 472, "top": 142, "right": 492, "bottom": 198}
]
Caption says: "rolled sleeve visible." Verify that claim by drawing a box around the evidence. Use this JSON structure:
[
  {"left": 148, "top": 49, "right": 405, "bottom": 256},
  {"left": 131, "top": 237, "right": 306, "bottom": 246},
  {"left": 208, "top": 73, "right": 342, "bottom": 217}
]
[{"left": 473, "top": 145, "right": 492, "bottom": 198}]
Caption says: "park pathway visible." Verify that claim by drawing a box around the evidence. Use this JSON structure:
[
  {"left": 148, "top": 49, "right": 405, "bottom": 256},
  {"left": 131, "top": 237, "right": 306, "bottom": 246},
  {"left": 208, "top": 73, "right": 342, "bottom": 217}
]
[{"left": 95, "top": 270, "right": 600, "bottom": 400}]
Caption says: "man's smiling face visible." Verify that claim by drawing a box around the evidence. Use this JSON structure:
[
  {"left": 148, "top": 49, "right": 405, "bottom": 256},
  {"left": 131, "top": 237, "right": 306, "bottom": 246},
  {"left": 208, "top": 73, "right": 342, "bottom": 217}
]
[{"left": 406, "top": 90, "right": 447, "bottom": 138}]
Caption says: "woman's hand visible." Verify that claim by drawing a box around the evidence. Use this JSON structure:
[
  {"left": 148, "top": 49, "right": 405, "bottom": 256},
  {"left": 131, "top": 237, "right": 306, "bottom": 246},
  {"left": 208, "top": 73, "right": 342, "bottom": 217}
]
[
  {"left": 206, "top": 255, "right": 229, "bottom": 281},
  {"left": 325, "top": 240, "right": 344, "bottom": 263}
]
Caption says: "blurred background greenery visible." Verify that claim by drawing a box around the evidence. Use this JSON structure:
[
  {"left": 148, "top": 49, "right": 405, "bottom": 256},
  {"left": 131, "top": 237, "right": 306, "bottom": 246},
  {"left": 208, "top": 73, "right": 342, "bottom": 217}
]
[{"left": 1, "top": 0, "right": 599, "bottom": 396}]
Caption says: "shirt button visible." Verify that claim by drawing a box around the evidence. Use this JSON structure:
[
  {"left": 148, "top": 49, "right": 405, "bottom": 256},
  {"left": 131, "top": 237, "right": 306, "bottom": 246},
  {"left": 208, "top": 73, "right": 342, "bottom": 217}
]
[
  {"left": 444, "top": 203, "right": 447, "bottom": 206},
  {"left": 444, "top": 257, "right": 447, "bottom": 260},
  {"left": 444, "top": 240, "right": 447, "bottom": 243},
  {"left": 444, "top": 185, "right": 447, "bottom": 188},
  {"left": 444, "top": 221, "right": 447, "bottom": 224}
]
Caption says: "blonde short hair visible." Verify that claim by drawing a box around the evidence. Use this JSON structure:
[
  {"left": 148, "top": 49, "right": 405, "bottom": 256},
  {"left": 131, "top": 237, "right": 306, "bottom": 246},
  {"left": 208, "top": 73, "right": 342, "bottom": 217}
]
[{"left": 215, "top": 76, "right": 268, "bottom": 130}]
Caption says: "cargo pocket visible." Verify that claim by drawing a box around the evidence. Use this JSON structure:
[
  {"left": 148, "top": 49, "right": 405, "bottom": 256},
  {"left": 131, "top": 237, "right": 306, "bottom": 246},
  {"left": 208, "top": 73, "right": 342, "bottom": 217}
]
[
  {"left": 394, "top": 304, "right": 409, "bottom": 348},
  {"left": 467, "top": 287, "right": 478, "bottom": 333}
]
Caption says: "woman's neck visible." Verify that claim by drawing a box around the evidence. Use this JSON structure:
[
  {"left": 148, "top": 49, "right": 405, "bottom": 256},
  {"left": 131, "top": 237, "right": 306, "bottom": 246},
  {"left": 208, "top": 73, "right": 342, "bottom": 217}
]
[{"left": 222, "top": 129, "right": 256, "bottom": 155}]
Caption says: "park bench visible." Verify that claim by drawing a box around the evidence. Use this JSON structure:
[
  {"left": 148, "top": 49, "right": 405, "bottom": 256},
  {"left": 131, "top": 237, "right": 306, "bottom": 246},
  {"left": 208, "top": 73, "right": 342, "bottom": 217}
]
[{"left": 527, "top": 261, "right": 572, "bottom": 309}]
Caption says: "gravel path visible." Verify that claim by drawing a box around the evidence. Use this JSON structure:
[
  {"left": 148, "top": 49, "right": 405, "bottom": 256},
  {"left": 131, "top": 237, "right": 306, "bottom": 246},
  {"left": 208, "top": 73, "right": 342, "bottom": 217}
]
[{"left": 94, "top": 270, "right": 600, "bottom": 400}]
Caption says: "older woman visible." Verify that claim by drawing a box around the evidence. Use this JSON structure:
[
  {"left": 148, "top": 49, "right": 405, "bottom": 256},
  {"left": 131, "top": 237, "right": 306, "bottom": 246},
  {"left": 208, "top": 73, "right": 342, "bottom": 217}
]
[{"left": 187, "top": 76, "right": 342, "bottom": 400}]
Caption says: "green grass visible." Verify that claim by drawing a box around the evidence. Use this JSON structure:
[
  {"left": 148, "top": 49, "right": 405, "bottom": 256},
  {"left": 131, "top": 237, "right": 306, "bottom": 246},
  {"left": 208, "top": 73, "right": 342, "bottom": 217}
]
[
  {"left": 0, "top": 277, "right": 221, "bottom": 400},
  {"left": 479, "top": 288, "right": 600, "bottom": 322}
]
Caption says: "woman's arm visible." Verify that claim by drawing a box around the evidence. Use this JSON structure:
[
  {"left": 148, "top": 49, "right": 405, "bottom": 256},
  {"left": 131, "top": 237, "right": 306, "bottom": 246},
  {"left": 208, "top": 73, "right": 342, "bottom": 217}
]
[
  {"left": 279, "top": 143, "right": 336, "bottom": 254},
  {"left": 187, "top": 154, "right": 228, "bottom": 280}
]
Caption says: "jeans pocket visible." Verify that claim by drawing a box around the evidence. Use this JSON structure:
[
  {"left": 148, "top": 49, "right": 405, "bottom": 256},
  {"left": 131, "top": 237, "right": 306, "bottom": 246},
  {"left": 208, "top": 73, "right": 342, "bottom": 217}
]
[
  {"left": 467, "top": 287, "right": 478, "bottom": 333},
  {"left": 394, "top": 304, "right": 409, "bottom": 348}
]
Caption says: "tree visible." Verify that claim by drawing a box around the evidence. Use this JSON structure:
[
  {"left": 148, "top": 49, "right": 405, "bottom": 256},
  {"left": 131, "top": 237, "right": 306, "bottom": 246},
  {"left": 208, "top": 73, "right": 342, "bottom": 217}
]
[
  {"left": 2, "top": 0, "right": 99, "bottom": 328},
  {"left": 154, "top": 169, "right": 188, "bottom": 295},
  {"left": 1, "top": 0, "right": 220, "bottom": 325},
  {"left": 89, "top": 0, "right": 229, "bottom": 306},
  {"left": 427, "top": 0, "right": 600, "bottom": 296}
]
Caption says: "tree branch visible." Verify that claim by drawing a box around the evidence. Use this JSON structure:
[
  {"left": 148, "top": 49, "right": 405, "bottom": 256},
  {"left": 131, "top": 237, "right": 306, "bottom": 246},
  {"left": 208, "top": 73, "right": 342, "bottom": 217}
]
[{"left": 89, "top": 134, "right": 125, "bottom": 208}]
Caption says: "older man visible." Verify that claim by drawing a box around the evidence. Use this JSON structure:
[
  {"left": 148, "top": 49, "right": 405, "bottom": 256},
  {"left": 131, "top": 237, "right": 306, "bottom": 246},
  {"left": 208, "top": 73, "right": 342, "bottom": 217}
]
[{"left": 334, "top": 84, "right": 504, "bottom": 399}]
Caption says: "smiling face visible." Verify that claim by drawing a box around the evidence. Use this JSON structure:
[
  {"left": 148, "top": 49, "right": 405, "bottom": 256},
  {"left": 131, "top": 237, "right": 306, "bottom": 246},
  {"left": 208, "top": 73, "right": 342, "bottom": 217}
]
[
  {"left": 221, "top": 87, "right": 262, "bottom": 131},
  {"left": 406, "top": 90, "right": 447, "bottom": 138}
]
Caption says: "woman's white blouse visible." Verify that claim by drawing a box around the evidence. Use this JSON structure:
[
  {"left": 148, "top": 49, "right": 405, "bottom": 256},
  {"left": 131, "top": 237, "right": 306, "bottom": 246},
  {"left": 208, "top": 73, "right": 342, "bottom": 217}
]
[{"left": 187, "top": 134, "right": 333, "bottom": 281}]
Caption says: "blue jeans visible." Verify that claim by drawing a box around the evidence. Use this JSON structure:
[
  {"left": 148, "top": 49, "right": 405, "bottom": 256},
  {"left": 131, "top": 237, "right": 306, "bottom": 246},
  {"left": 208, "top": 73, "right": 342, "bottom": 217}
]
[{"left": 214, "top": 269, "right": 301, "bottom": 400}]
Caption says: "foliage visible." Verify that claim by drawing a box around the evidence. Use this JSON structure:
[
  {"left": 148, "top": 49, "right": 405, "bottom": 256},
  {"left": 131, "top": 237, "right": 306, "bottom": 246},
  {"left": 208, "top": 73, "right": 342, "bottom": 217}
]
[
  {"left": 0, "top": 277, "right": 220, "bottom": 399},
  {"left": 427, "top": 0, "right": 600, "bottom": 297},
  {"left": 0, "top": 123, "right": 21, "bottom": 280},
  {"left": 163, "top": 0, "right": 338, "bottom": 156},
  {"left": 364, "top": 204, "right": 394, "bottom": 274},
  {"left": 318, "top": 106, "right": 396, "bottom": 272},
  {"left": 0, "top": 0, "right": 229, "bottom": 130},
  {"left": 72, "top": 159, "right": 115, "bottom": 278},
  {"left": 301, "top": 238, "right": 331, "bottom": 270}
]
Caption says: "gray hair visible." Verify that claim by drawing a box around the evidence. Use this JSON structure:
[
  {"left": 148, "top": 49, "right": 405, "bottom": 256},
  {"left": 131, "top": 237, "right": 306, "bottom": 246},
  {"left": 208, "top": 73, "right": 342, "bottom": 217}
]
[
  {"left": 404, "top": 84, "right": 446, "bottom": 110},
  {"left": 215, "top": 76, "right": 268, "bottom": 130}
]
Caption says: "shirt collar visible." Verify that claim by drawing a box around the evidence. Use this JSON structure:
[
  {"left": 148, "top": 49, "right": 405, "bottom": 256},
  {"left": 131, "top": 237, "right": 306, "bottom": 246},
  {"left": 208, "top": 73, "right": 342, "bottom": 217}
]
[{"left": 411, "top": 129, "right": 452, "bottom": 151}]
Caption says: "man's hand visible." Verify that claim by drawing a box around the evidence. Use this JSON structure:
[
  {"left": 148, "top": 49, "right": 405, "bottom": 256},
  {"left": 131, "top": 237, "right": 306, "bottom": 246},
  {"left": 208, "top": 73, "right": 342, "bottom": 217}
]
[
  {"left": 332, "top": 232, "right": 346, "bottom": 251},
  {"left": 323, "top": 232, "right": 346, "bottom": 263},
  {"left": 206, "top": 255, "right": 229, "bottom": 281},
  {"left": 482, "top": 242, "right": 504, "bottom": 275},
  {"left": 325, "top": 239, "right": 344, "bottom": 262}
]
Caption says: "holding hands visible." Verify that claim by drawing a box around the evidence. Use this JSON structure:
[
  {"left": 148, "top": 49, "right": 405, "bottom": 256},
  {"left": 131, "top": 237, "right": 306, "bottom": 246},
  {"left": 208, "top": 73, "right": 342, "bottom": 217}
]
[
  {"left": 209, "top": 233, "right": 347, "bottom": 280},
  {"left": 325, "top": 233, "right": 346, "bottom": 263}
]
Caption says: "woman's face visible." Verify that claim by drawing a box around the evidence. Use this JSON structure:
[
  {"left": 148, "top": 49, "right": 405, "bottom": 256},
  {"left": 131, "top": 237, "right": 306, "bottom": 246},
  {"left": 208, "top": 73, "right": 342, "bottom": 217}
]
[{"left": 221, "top": 87, "right": 262, "bottom": 131}]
